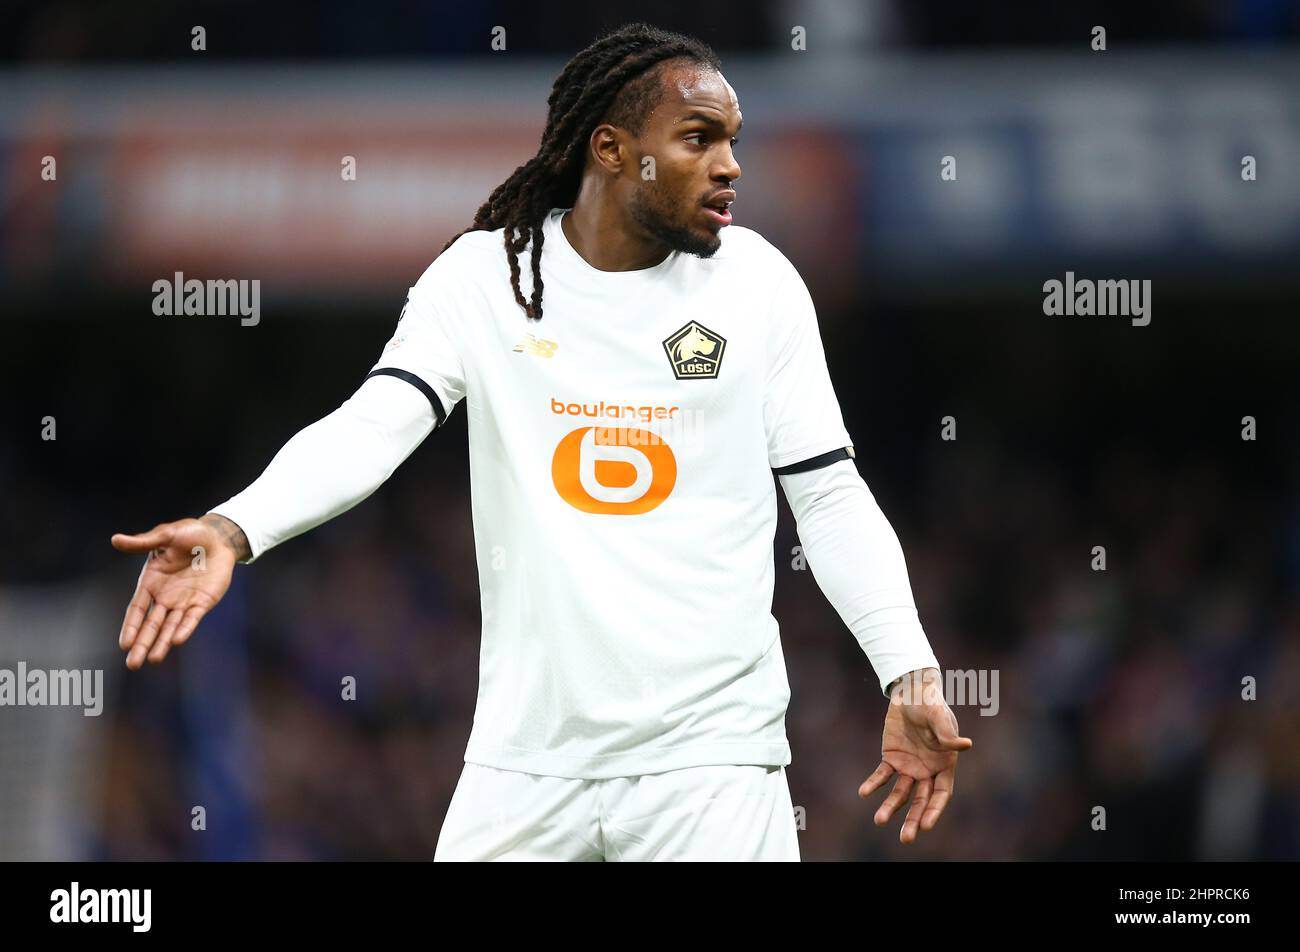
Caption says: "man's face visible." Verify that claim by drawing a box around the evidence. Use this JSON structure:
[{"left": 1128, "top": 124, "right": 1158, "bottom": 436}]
[{"left": 623, "top": 65, "right": 743, "bottom": 259}]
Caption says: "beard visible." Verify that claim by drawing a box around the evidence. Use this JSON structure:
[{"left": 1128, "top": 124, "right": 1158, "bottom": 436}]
[{"left": 627, "top": 182, "right": 722, "bottom": 259}]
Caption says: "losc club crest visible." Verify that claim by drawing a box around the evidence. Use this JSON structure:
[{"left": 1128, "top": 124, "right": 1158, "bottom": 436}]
[{"left": 662, "top": 320, "right": 726, "bottom": 380}]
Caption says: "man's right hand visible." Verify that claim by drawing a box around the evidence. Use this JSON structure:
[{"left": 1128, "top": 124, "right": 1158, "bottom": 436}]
[{"left": 110, "top": 514, "right": 249, "bottom": 669}]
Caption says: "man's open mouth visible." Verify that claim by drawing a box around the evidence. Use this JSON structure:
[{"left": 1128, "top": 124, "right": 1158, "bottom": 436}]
[{"left": 703, "top": 192, "right": 735, "bottom": 224}]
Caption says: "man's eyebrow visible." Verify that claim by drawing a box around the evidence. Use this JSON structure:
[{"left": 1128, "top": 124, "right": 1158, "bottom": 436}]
[{"left": 678, "top": 111, "right": 743, "bottom": 132}]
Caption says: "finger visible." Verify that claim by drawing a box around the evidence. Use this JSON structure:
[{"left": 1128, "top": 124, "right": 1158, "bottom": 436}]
[
  {"left": 900, "top": 778, "right": 933, "bottom": 844},
  {"left": 921, "top": 767, "right": 957, "bottom": 832},
  {"left": 111, "top": 524, "right": 177, "bottom": 554},
  {"left": 148, "top": 607, "right": 187, "bottom": 663},
  {"left": 930, "top": 707, "right": 974, "bottom": 751},
  {"left": 127, "top": 602, "right": 167, "bottom": 670},
  {"left": 858, "top": 761, "right": 895, "bottom": 799},
  {"left": 874, "top": 774, "right": 914, "bottom": 826},
  {"left": 119, "top": 581, "right": 154, "bottom": 650},
  {"left": 171, "top": 605, "right": 208, "bottom": 646}
]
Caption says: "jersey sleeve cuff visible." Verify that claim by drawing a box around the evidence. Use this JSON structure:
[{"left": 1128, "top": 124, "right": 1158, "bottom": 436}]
[
  {"left": 879, "top": 657, "right": 943, "bottom": 699},
  {"left": 205, "top": 505, "right": 263, "bottom": 565}
]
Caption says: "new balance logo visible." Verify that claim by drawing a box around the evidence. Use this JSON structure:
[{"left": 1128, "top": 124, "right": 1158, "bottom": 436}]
[{"left": 513, "top": 333, "right": 559, "bottom": 358}]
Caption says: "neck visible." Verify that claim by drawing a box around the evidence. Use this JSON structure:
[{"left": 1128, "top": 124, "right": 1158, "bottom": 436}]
[{"left": 562, "top": 179, "right": 672, "bottom": 272}]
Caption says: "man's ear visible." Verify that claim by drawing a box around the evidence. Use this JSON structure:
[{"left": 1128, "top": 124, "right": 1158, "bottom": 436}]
[{"left": 588, "top": 123, "right": 628, "bottom": 175}]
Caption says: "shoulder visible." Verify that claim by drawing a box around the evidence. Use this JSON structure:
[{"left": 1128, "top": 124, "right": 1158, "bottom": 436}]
[
  {"left": 711, "top": 224, "right": 800, "bottom": 287},
  {"left": 718, "top": 228, "right": 819, "bottom": 344},
  {"left": 411, "top": 227, "right": 507, "bottom": 296}
]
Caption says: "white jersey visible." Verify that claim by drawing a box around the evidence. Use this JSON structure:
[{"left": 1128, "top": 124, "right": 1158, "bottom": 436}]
[{"left": 371, "top": 207, "right": 854, "bottom": 779}]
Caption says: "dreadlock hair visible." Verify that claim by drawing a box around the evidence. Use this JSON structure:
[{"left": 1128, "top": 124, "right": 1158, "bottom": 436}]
[{"left": 441, "top": 22, "right": 723, "bottom": 322}]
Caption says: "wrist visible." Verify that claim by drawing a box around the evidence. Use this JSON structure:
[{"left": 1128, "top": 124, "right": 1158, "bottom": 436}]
[
  {"left": 888, "top": 666, "right": 942, "bottom": 703},
  {"left": 200, "top": 512, "right": 252, "bottom": 562}
]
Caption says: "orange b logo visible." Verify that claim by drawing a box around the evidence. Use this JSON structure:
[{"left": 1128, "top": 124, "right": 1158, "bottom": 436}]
[{"left": 551, "top": 427, "right": 677, "bottom": 514}]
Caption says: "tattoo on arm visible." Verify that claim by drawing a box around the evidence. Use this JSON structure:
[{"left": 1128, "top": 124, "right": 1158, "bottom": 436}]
[{"left": 200, "top": 513, "right": 252, "bottom": 562}]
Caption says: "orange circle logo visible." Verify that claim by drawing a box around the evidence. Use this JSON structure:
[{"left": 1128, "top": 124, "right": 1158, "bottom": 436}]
[{"left": 551, "top": 426, "right": 677, "bottom": 514}]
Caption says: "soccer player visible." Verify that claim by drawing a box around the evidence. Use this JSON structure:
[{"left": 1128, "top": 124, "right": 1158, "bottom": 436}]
[{"left": 112, "top": 22, "right": 972, "bottom": 861}]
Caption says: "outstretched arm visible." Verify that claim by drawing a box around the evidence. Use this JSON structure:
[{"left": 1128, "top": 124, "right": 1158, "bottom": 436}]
[
  {"left": 207, "top": 373, "right": 435, "bottom": 562},
  {"left": 111, "top": 374, "right": 436, "bottom": 668}
]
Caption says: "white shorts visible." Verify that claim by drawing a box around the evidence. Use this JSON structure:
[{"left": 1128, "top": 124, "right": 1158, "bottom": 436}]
[{"left": 434, "top": 762, "right": 801, "bottom": 861}]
